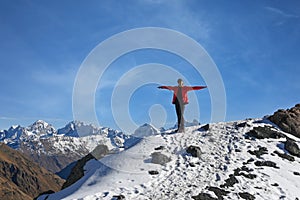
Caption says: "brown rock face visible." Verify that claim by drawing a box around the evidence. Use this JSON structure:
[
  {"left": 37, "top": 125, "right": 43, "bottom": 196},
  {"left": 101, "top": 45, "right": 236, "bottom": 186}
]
[
  {"left": 268, "top": 104, "right": 300, "bottom": 138},
  {"left": 0, "top": 143, "right": 65, "bottom": 199},
  {"left": 62, "top": 144, "right": 109, "bottom": 190}
]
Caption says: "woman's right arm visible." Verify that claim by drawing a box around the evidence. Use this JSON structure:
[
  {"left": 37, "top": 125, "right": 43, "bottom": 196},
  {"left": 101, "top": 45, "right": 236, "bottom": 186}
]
[{"left": 157, "top": 86, "right": 175, "bottom": 90}]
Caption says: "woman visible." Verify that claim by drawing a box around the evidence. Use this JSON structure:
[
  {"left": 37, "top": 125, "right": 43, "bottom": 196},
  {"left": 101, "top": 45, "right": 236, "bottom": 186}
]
[{"left": 158, "top": 79, "right": 206, "bottom": 133}]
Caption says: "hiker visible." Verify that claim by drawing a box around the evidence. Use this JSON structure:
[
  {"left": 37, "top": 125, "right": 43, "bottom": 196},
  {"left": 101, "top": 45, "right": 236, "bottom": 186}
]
[{"left": 158, "top": 79, "right": 207, "bottom": 133}]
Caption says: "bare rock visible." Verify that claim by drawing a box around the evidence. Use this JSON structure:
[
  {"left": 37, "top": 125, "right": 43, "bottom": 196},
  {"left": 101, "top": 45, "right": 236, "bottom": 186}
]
[
  {"left": 112, "top": 194, "right": 125, "bottom": 200},
  {"left": 274, "top": 150, "right": 295, "bottom": 161},
  {"left": 233, "top": 166, "right": 257, "bottom": 179},
  {"left": 236, "top": 122, "right": 250, "bottom": 128},
  {"left": 62, "top": 145, "right": 109, "bottom": 189},
  {"left": 246, "top": 126, "right": 284, "bottom": 139},
  {"left": 268, "top": 104, "right": 300, "bottom": 138},
  {"left": 187, "top": 145, "right": 202, "bottom": 158},
  {"left": 293, "top": 171, "right": 300, "bottom": 176},
  {"left": 254, "top": 160, "right": 279, "bottom": 169},
  {"left": 285, "top": 139, "right": 300, "bottom": 157},
  {"left": 220, "top": 175, "right": 238, "bottom": 188},
  {"left": 248, "top": 147, "right": 268, "bottom": 158},
  {"left": 239, "top": 192, "right": 255, "bottom": 200},
  {"left": 192, "top": 193, "right": 217, "bottom": 200},
  {"left": 148, "top": 170, "right": 159, "bottom": 175},
  {"left": 201, "top": 124, "right": 210, "bottom": 131},
  {"left": 207, "top": 186, "right": 229, "bottom": 199},
  {"left": 151, "top": 152, "right": 171, "bottom": 165},
  {"left": 154, "top": 146, "right": 164, "bottom": 151}
]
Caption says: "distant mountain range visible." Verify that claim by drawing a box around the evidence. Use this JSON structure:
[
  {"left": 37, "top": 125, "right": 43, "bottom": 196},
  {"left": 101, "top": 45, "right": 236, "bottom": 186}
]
[{"left": 0, "top": 120, "right": 132, "bottom": 173}]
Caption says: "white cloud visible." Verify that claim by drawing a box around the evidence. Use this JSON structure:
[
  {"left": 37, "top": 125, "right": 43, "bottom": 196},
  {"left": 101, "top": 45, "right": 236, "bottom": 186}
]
[
  {"left": 265, "top": 6, "right": 299, "bottom": 19},
  {"left": 264, "top": 6, "right": 299, "bottom": 26}
]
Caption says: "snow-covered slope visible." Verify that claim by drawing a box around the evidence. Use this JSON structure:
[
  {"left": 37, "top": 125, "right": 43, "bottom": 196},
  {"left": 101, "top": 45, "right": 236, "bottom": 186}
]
[{"left": 38, "top": 118, "right": 300, "bottom": 200}]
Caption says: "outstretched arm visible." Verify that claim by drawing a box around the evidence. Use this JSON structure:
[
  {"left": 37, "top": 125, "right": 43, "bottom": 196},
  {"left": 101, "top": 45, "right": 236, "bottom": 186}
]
[
  {"left": 185, "top": 86, "right": 207, "bottom": 91},
  {"left": 157, "top": 86, "right": 176, "bottom": 90}
]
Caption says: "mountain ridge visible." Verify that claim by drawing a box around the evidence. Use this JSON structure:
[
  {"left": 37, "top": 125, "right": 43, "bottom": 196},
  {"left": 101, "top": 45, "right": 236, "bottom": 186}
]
[
  {"left": 36, "top": 104, "right": 300, "bottom": 200},
  {"left": 0, "top": 143, "right": 64, "bottom": 200}
]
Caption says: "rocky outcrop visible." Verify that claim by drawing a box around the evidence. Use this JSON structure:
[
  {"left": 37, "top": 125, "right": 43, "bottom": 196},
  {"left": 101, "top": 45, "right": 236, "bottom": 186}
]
[
  {"left": 239, "top": 192, "right": 255, "bottom": 200},
  {"left": 284, "top": 139, "right": 300, "bottom": 158},
  {"left": 112, "top": 194, "right": 126, "bottom": 200},
  {"left": 148, "top": 170, "right": 159, "bottom": 175},
  {"left": 0, "top": 143, "right": 64, "bottom": 200},
  {"left": 236, "top": 122, "right": 250, "bottom": 128},
  {"left": 220, "top": 175, "right": 239, "bottom": 188},
  {"left": 233, "top": 166, "right": 257, "bottom": 179},
  {"left": 273, "top": 150, "right": 295, "bottom": 162},
  {"left": 192, "top": 192, "right": 217, "bottom": 200},
  {"left": 245, "top": 114, "right": 300, "bottom": 160},
  {"left": 254, "top": 160, "right": 279, "bottom": 169},
  {"left": 246, "top": 126, "right": 284, "bottom": 139},
  {"left": 268, "top": 104, "right": 300, "bottom": 138},
  {"left": 151, "top": 152, "right": 171, "bottom": 165},
  {"left": 61, "top": 153, "right": 94, "bottom": 190},
  {"left": 62, "top": 144, "right": 109, "bottom": 189},
  {"left": 154, "top": 145, "right": 165, "bottom": 150},
  {"left": 248, "top": 146, "right": 268, "bottom": 158},
  {"left": 201, "top": 124, "right": 210, "bottom": 131},
  {"left": 207, "top": 186, "right": 229, "bottom": 199},
  {"left": 186, "top": 145, "right": 202, "bottom": 158}
]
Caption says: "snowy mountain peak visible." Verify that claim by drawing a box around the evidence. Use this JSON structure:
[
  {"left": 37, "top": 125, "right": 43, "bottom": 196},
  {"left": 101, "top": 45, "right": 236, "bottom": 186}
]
[
  {"left": 57, "top": 120, "right": 102, "bottom": 137},
  {"left": 33, "top": 119, "right": 49, "bottom": 125},
  {"left": 27, "top": 120, "right": 56, "bottom": 137},
  {"left": 0, "top": 125, "right": 23, "bottom": 142},
  {"left": 8, "top": 124, "right": 22, "bottom": 131},
  {"left": 10, "top": 125, "right": 21, "bottom": 130},
  {"left": 133, "top": 123, "right": 160, "bottom": 138}
]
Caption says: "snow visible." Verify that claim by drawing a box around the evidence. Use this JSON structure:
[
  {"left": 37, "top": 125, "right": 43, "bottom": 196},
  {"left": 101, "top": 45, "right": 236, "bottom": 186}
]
[
  {"left": 11, "top": 125, "right": 20, "bottom": 129},
  {"left": 50, "top": 135, "right": 108, "bottom": 155},
  {"left": 57, "top": 121, "right": 109, "bottom": 137},
  {"left": 38, "top": 119, "right": 300, "bottom": 200},
  {"left": 0, "top": 120, "right": 130, "bottom": 157},
  {"left": 133, "top": 123, "right": 159, "bottom": 138}
]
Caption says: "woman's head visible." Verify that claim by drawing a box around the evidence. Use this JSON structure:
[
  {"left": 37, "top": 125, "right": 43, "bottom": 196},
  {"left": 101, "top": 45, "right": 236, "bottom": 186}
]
[{"left": 177, "top": 78, "right": 184, "bottom": 87}]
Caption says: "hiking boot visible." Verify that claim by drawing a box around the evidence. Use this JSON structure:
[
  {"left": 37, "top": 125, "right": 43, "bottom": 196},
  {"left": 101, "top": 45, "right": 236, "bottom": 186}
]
[{"left": 177, "top": 128, "right": 185, "bottom": 133}]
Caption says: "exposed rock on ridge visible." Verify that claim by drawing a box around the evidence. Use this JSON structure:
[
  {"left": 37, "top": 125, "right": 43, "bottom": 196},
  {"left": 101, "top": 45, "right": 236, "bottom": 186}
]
[{"left": 269, "top": 104, "right": 300, "bottom": 138}]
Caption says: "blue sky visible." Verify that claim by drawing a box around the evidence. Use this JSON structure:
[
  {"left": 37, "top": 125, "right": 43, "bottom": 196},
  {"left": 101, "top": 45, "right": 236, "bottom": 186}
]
[{"left": 0, "top": 0, "right": 300, "bottom": 131}]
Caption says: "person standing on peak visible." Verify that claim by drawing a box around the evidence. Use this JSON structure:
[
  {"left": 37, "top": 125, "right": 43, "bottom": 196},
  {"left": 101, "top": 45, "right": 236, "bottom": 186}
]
[{"left": 158, "top": 79, "right": 207, "bottom": 133}]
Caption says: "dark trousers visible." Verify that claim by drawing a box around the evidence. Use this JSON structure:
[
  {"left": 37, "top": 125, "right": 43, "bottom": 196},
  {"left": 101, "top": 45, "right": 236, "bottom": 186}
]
[{"left": 175, "top": 101, "right": 185, "bottom": 130}]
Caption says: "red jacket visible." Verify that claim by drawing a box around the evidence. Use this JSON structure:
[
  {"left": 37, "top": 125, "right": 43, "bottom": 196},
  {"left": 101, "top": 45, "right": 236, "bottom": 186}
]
[{"left": 158, "top": 86, "right": 207, "bottom": 104}]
